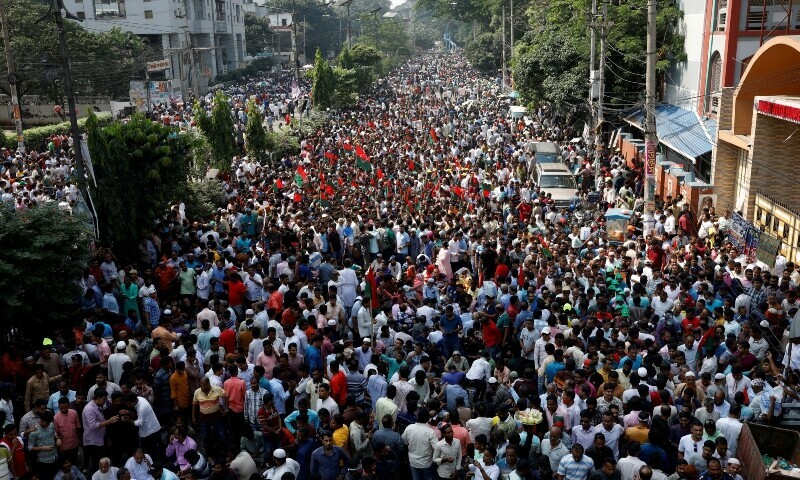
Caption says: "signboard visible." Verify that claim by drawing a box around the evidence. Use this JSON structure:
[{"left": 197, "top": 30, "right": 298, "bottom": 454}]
[
  {"left": 757, "top": 99, "right": 800, "bottom": 124},
  {"left": 756, "top": 232, "right": 781, "bottom": 268},
  {"left": 146, "top": 59, "right": 171, "bottom": 72},
  {"left": 729, "top": 212, "right": 760, "bottom": 258},
  {"left": 129, "top": 80, "right": 173, "bottom": 111},
  {"left": 645, "top": 140, "right": 657, "bottom": 178}
]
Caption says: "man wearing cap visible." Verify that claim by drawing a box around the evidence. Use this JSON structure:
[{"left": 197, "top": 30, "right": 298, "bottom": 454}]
[
  {"left": 107, "top": 341, "right": 130, "bottom": 385},
  {"left": 265, "top": 449, "right": 300, "bottom": 480}
]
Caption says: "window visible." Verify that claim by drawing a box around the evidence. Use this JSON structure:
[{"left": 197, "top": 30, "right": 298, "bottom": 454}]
[
  {"left": 716, "top": 0, "right": 727, "bottom": 31},
  {"left": 76, "top": 11, "right": 86, "bottom": 18},
  {"left": 144, "top": 9, "right": 153, "bottom": 18},
  {"left": 94, "top": 0, "right": 125, "bottom": 18},
  {"left": 707, "top": 52, "right": 722, "bottom": 115},
  {"left": 76, "top": 0, "right": 83, "bottom": 3},
  {"left": 281, "top": 18, "right": 287, "bottom": 26}
]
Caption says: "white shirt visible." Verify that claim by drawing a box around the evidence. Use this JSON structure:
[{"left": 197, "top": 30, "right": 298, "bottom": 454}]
[
  {"left": 132, "top": 397, "right": 162, "bottom": 438},
  {"left": 466, "top": 357, "right": 492, "bottom": 382},
  {"left": 716, "top": 417, "right": 743, "bottom": 455},
  {"left": 617, "top": 456, "right": 646, "bottom": 480},
  {"left": 124, "top": 455, "right": 154, "bottom": 480},
  {"left": 107, "top": 352, "right": 130, "bottom": 385},
  {"left": 402, "top": 422, "right": 439, "bottom": 468}
]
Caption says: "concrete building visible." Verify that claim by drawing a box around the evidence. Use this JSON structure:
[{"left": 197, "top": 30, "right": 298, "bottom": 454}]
[
  {"left": 64, "top": 0, "right": 247, "bottom": 97},
  {"left": 617, "top": 0, "right": 800, "bottom": 213},
  {"left": 711, "top": 36, "right": 800, "bottom": 263}
]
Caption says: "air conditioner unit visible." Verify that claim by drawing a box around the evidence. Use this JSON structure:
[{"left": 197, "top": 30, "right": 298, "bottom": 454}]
[{"left": 717, "top": 8, "right": 727, "bottom": 31}]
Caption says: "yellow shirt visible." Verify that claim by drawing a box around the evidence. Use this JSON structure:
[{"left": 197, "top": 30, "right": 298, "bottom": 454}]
[
  {"left": 332, "top": 425, "right": 350, "bottom": 450},
  {"left": 193, "top": 386, "right": 227, "bottom": 415}
]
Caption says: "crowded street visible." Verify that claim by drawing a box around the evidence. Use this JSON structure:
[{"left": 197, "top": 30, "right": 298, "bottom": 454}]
[{"left": 0, "top": 49, "right": 794, "bottom": 480}]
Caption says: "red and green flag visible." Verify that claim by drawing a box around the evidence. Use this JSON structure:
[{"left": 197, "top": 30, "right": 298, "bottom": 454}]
[
  {"left": 429, "top": 127, "right": 439, "bottom": 144},
  {"left": 537, "top": 234, "right": 553, "bottom": 259},
  {"left": 294, "top": 166, "right": 308, "bottom": 186},
  {"left": 481, "top": 183, "right": 492, "bottom": 198},
  {"left": 364, "top": 266, "right": 380, "bottom": 312}
]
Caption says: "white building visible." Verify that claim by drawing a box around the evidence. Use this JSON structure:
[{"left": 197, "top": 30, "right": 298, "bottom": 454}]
[{"left": 64, "top": 0, "right": 247, "bottom": 97}]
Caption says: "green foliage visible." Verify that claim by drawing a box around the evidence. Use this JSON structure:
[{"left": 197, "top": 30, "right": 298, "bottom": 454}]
[
  {"left": 338, "top": 48, "right": 355, "bottom": 69},
  {"left": 332, "top": 67, "right": 358, "bottom": 108},
  {"left": 11, "top": 113, "right": 114, "bottom": 152},
  {"left": 183, "top": 179, "right": 226, "bottom": 219},
  {"left": 510, "top": 0, "right": 684, "bottom": 111},
  {"left": 465, "top": 31, "right": 502, "bottom": 73},
  {"left": 0, "top": 205, "right": 91, "bottom": 338},
  {"left": 194, "top": 91, "right": 238, "bottom": 172},
  {"left": 266, "top": 130, "right": 301, "bottom": 161},
  {"left": 245, "top": 101, "right": 270, "bottom": 163},
  {"left": 0, "top": 0, "right": 158, "bottom": 99},
  {"left": 86, "top": 112, "right": 193, "bottom": 259},
  {"left": 212, "top": 58, "right": 273, "bottom": 85},
  {"left": 245, "top": 12, "right": 273, "bottom": 56},
  {"left": 311, "top": 49, "right": 336, "bottom": 110},
  {"left": 350, "top": 44, "right": 383, "bottom": 68}
]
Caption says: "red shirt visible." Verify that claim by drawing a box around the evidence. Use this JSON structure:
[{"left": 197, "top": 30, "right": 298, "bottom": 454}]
[
  {"left": 483, "top": 320, "right": 501, "bottom": 348},
  {"left": 219, "top": 328, "right": 237, "bottom": 356},
  {"left": 227, "top": 280, "right": 247, "bottom": 307},
  {"left": 682, "top": 316, "right": 700, "bottom": 332},
  {"left": 330, "top": 371, "right": 348, "bottom": 405}
]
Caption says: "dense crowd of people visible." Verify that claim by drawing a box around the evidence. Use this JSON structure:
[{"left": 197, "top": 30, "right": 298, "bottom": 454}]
[{"left": 1, "top": 52, "right": 799, "bottom": 480}]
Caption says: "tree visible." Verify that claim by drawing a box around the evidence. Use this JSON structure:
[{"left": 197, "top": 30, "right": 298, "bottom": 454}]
[
  {"left": 332, "top": 67, "right": 358, "bottom": 107},
  {"left": 0, "top": 0, "right": 158, "bottom": 100},
  {"left": 245, "top": 12, "right": 273, "bottom": 56},
  {"left": 245, "top": 100, "right": 269, "bottom": 163},
  {"left": 195, "top": 91, "right": 238, "bottom": 172},
  {"left": 340, "top": 45, "right": 379, "bottom": 93},
  {"left": 86, "top": 112, "right": 193, "bottom": 259},
  {"left": 465, "top": 31, "right": 502, "bottom": 73},
  {"left": 311, "top": 49, "right": 336, "bottom": 110},
  {"left": 511, "top": 0, "right": 685, "bottom": 111},
  {"left": 0, "top": 205, "right": 91, "bottom": 339}
]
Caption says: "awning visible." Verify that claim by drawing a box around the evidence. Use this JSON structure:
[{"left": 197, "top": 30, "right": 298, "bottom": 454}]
[{"left": 624, "top": 104, "right": 718, "bottom": 160}]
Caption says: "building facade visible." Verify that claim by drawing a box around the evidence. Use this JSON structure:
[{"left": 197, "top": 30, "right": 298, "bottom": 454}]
[{"left": 63, "top": 0, "right": 247, "bottom": 97}]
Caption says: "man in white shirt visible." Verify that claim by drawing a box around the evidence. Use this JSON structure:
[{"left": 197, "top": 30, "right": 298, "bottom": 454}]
[
  {"left": 402, "top": 409, "right": 439, "bottom": 479},
  {"left": 616, "top": 441, "right": 646, "bottom": 480},
  {"left": 466, "top": 350, "right": 493, "bottom": 401},
  {"left": 264, "top": 449, "right": 300, "bottom": 480},
  {"left": 715, "top": 405, "right": 743, "bottom": 457}
]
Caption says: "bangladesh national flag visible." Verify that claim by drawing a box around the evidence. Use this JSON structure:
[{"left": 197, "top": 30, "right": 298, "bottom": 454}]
[
  {"left": 537, "top": 234, "right": 553, "bottom": 259},
  {"left": 319, "top": 191, "right": 331, "bottom": 208},
  {"left": 294, "top": 166, "right": 308, "bottom": 187},
  {"left": 429, "top": 127, "right": 439, "bottom": 144},
  {"left": 356, "top": 158, "right": 372, "bottom": 172},
  {"left": 408, "top": 159, "right": 418, "bottom": 172},
  {"left": 481, "top": 183, "right": 492, "bottom": 198}
]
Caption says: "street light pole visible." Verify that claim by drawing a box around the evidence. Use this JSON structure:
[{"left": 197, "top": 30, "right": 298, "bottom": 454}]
[
  {"left": 0, "top": 0, "right": 24, "bottom": 153},
  {"left": 51, "top": 0, "right": 95, "bottom": 226}
]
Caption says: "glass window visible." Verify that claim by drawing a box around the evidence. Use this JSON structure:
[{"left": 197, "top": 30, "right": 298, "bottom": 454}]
[
  {"left": 144, "top": 9, "right": 153, "bottom": 18},
  {"left": 94, "top": 0, "right": 125, "bottom": 18},
  {"left": 538, "top": 175, "right": 577, "bottom": 189}
]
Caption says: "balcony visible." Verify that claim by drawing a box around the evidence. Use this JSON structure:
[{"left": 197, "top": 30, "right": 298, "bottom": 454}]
[{"left": 215, "top": 19, "right": 227, "bottom": 33}]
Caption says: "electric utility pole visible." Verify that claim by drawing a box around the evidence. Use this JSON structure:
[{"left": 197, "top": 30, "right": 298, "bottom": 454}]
[
  {"left": 0, "top": 0, "right": 24, "bottom": 152},
  {"left": 502, "top": 2, "right": 506, "bottom": 89},
  {"left": 644, "top": 0, "right": 657, "bottom": 211},
  {"left": 597, "top": 0, "right": 607, "bottom": 154},
  {"left": 588, "top": 0, "right": 597, "bottom": 153}
]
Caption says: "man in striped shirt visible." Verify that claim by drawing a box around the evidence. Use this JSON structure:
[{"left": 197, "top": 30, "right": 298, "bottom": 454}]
[{"left": 557, "top": 444, "right": 595, "bottom": 480}]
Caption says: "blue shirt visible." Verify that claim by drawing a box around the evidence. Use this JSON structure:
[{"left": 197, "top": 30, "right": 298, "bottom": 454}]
[
  {"left": 48, "top": 390, "right": 77, "bottom": 411},
  {"left": 367, "top": 374, "right": 388, "bottom": 410},
  {"left": 545, "top": 361, "right": 566, "bottom": 384},
  {"left": 305, "top": 345, "right": 322, "bottom": 371},
  {"left": 284, "top": 409, "right": 320, "bottom": 432},
  {"left": 439, "top": 314, "right": 462, "bottom": 342},
  {"left": 310, "top": 446, "right": 349, "bottom": 480},
  {"left": 618, "top": 355, "right": 643, "bottom": 371}
]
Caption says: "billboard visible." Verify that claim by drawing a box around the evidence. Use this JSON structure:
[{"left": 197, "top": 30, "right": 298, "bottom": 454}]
[{"left": 129, "top": 81, "right": 174, "bottom": 112}]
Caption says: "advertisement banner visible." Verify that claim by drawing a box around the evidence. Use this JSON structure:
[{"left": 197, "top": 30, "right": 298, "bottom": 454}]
[{"left": 129, "top": 81, "right": 174, "bottom": 112}]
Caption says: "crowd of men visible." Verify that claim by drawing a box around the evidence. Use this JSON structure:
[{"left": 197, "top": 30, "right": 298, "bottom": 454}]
[{"left": 2, "top": 52, "right": 799, "bottom": 480}]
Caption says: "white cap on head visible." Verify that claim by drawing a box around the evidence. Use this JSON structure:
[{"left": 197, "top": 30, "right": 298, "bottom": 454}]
[
  {"left": 116, "top": 341, "right": 126, "bottom": 350},
  {"left": 488, "top": 377, "right": 498, "bottom": 384},
  {"left": 273, "top": 449, "right": 287, "bottom": 459},
  {"left": 541, "top": 327, "right": 551, "bottom": 335},
  {"left": 637, "top": 367, "right": 648, "bottom": 378}
]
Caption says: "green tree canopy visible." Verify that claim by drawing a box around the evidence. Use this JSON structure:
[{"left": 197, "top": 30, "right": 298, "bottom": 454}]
[
  {"left": 86, "top": 112, "right": 193, "bottom": 259},
  {"left": 195, "top": 91, "right": 238, "bottom": 172},
  {"left": 311, "top": 49, "right": 336, "bottom": 109},
  {"left": 245, "top": 100, "right": 269, "bottom": 163},
  {"left": 0, "top": 0, "right": 158, "bottom": 100},
  {"left": 0, "top": 205, "right": 91, "bottom": 339},
  {"left": 245, "top": 12, "right": 273, "bottom": 56}
]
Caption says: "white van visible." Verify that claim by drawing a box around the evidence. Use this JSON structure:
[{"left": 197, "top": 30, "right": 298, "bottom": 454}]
[{"left": 531, "top": 163, "right": 579, "bottom": 208}]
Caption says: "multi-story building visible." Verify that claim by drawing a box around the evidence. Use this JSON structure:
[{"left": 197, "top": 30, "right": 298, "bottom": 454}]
[
  {"left": 63, "top": 0, "right": 247, "bottom": 97},
  {"left": 618, "top": 0, "right": 800, "bottom": 217}
]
